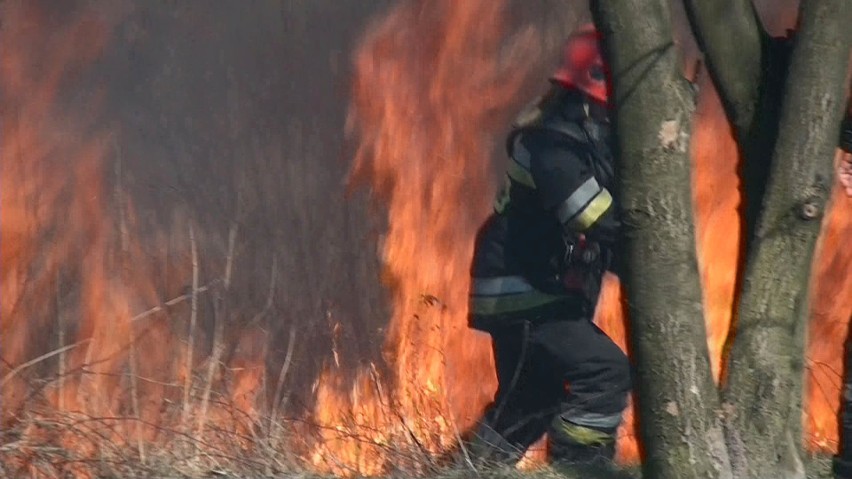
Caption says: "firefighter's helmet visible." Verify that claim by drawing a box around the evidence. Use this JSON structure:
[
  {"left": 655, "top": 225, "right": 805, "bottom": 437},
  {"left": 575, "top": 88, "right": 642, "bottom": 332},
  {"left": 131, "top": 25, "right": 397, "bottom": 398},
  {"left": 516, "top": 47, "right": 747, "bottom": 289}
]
[{"left": 551, "top": 24, "right": 609, "bottom": 105}]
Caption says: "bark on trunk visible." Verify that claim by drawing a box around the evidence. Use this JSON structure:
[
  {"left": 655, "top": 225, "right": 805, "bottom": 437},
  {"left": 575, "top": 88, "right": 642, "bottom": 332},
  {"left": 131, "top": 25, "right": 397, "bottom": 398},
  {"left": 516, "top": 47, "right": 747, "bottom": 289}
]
[
  {"left": 721, "top": 1, "right": 852, "bottom": 477},
  {"left": 589, "top": 1, "right": 731, "bottom": 478}
]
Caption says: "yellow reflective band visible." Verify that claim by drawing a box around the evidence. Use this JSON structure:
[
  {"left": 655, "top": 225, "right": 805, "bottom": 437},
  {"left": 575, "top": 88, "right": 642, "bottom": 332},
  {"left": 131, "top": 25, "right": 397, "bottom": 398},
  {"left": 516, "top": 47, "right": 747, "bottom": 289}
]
[
  {"left": 552, "top": 419, "right": 615, "bottom": 447},
  {"left": 470, "top": 290, "right": 564, "bottom": 316},
  {"left": 557, "top": 177, "right": 602, "bottom": 223},
  {"left": 569, "top": 188, "right": 613, "bottom": 231},
  {"left": 506, "top": 160, "right": 536, "bottom": 188}
]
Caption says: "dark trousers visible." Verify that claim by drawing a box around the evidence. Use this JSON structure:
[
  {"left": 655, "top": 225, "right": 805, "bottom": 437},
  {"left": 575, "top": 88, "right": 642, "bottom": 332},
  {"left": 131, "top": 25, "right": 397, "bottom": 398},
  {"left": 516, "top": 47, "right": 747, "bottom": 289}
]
[{"left": 473, "top": 316, "right": 631, "bottom": 462}]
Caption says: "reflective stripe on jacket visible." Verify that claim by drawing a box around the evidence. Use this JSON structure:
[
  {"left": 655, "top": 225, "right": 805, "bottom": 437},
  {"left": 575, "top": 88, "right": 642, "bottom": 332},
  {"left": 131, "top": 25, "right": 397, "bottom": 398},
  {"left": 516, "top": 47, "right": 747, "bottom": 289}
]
[{"left": 468, "top": 85, "right": 619, "bottom": 328}]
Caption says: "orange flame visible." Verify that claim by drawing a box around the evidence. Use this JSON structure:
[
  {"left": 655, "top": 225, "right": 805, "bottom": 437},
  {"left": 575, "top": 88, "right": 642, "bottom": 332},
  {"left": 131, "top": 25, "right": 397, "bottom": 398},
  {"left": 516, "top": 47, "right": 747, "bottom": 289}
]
[
  {"left": 309, "top": 0, "right": 542, "bottom": 474},
  {"left": 0, "top": 6, "right": 143, "bottom": 476},
  {"left": 805, "top": 155, "right": 852, "bottom": 450},
  {"left": 1, "top": 3, "right": 271, "bottom": 475},
  {"left": 1, "top": 1, "right": 117, "bottom": 415},
  {"left": 313, "top": 0, "right": 852, "bottom": 474}
]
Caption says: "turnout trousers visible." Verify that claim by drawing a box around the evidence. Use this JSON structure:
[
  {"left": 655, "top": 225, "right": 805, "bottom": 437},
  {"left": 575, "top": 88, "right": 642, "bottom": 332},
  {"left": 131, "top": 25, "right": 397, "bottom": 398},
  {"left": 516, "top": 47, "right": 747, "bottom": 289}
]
[{"left": 469, "top": 314, "right": 631, "bottom": 466}]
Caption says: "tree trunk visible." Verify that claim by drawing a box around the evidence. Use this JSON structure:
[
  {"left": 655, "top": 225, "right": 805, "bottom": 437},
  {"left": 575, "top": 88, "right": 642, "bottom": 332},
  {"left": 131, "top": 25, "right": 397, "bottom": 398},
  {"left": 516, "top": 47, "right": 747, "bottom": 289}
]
[
  {"left": 681, "top": 0, "right": 792, "bottom": 309},
  {"left": 721, "top": 1, "right": 852, "bottom": 477},
  {"left": 680, "top": 0, "right": 765, "bottom": 144},
  {"left": 589, "top": 1, "right": 731, "bottom": 478}
]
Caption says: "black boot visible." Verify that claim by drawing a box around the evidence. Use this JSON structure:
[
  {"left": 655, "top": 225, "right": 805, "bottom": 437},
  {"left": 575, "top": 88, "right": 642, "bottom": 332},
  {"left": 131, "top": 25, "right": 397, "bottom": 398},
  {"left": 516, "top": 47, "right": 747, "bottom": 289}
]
[{"left": 548, "top": 416, "right": 622, "bottom": 476}]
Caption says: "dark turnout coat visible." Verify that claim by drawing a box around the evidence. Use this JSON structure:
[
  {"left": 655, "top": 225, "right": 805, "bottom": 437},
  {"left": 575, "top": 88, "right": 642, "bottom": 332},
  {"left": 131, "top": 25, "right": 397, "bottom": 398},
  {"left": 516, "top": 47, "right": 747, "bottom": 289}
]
[{"left": 468, "top": 85, "right": 621, "bottom": 331}]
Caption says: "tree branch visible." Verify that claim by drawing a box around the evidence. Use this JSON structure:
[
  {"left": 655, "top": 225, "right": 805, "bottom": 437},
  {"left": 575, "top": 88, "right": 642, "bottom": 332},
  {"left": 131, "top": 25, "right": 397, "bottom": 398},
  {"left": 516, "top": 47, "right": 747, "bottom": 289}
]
[
  {"left": 681, "top": 0, "right": 767, "bottom": 143},
  {"left": 683, "top": 0, "right": 795, "bottom": 376}
]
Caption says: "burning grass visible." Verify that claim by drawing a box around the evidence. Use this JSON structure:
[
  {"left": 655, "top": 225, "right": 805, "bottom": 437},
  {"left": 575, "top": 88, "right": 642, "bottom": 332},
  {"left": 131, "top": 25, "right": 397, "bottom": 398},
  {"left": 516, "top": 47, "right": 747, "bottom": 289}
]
[
  {"left": 0, "top": 410, "right": 838, "bottom": 479},
  {"left": 6, "top": 371, "right": 276, "bottom": 476},
  {"left": 0, "top": 364, "right": 579, "bottom": 477}
]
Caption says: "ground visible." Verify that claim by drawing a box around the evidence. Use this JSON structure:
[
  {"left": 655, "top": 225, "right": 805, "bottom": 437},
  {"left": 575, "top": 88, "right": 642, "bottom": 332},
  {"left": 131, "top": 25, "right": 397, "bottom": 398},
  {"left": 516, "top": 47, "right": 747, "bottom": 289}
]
[{"left": 139, "top": 454, "right": 835, "bottom": 478}]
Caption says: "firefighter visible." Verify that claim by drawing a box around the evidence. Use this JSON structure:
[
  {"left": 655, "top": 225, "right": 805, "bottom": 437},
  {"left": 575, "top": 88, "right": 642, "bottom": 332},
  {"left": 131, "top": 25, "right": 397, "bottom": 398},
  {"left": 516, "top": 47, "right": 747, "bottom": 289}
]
[{"left": 465, "top": 24, "right": 631, "bottom": 470}]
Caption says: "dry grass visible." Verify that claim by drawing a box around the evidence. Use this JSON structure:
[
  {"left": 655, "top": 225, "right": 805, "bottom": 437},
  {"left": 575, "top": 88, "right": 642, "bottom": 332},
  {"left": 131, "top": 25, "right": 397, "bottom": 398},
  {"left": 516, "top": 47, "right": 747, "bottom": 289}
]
[
  {"left": 0, "top": 382, "right": 839, "bottom": 479},
  {"left": 2, "top": 361, "right": 634, "bottom": 479},
  {"left": 0, "top": 394, "right": 303, "bottom": 478}
]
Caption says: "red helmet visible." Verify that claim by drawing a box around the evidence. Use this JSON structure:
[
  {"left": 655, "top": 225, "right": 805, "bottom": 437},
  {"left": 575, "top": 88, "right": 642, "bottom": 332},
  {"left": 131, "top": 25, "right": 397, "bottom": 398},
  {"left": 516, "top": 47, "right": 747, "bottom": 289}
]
[{"left": 551, "top": 24, "right": 610, "bottom": 105}]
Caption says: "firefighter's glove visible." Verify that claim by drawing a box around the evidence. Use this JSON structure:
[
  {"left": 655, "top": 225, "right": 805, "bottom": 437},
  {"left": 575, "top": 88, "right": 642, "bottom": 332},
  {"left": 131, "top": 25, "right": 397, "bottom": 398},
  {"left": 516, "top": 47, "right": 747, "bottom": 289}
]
[
  {"left": 580, "top": 241, "right": 600, "bottom": 264},
  {"left": 565, "top": 233, "right": 600, "bottom": 264}
]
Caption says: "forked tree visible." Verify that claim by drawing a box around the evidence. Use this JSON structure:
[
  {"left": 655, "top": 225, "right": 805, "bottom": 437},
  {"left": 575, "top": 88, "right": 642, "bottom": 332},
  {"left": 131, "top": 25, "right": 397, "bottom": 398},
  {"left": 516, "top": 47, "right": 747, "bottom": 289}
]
[{"left": 589, "top": 0, "right": 851, "bottom": 477}]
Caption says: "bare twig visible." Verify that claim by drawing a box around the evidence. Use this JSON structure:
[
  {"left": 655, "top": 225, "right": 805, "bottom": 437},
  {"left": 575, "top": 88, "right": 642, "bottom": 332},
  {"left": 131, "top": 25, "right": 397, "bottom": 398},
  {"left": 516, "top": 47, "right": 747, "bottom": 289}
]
[
  {"left": 223, "top": 221, "right": 238, "bottom": 291},
  {"left": 195, "top": 328, "right": 224, "bottom": 434},
  {"left": 115, "top": 137, "right": 145, "bottom": 463},
  {"left": 181, "top": 223, "right": 199, "bottom": 429},
  {"left": 56, "top": 275, "right": 67, "bottom": 412},
  {"left": 130, "top": 283, "right": 216, "bottom": 322},
  {"left": 366, "top": 363, "right": 433, "bottom": 470},
  {"left": 77, "top": 331, "right": 96, "bottom": 408},
  {"left": 249, "top": 254, "right": 277, "bottom": 327},
  {"left": 270, "top": 324, "right": 297, "bottom": 428},
  {"left": 445, "top": 396, "right": 478, "bottom": 474},
  {"left": 1, "top": 340, "right": 90, "bottom": 389},
  {"left": 197, "top": 221, "right": 239, "bottom": 437},
  {"left": 128, "top": 333, "right": 145, "bottom": 463}
]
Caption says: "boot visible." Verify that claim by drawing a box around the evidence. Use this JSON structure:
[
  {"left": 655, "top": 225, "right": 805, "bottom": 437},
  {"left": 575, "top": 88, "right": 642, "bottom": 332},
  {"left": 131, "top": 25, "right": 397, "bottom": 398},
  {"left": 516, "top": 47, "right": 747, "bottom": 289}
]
[
  {"left": 465, "top": 420, "right": 523, "bottom": 467},
  {"left": 548, "top": 416, "right": 619, "bottom": 475}
]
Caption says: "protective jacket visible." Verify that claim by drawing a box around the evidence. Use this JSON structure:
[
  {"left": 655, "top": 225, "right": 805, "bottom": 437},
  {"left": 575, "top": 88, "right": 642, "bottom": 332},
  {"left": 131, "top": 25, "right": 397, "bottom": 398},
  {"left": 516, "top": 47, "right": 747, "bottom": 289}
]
[{"left": 469, "top": 85, "right": 620, "bottom": 330}]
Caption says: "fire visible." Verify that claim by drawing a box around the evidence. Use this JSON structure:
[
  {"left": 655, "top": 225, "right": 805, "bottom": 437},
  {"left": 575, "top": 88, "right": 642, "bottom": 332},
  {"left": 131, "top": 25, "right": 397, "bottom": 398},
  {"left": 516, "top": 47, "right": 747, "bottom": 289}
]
[
  {"left": 1, "top": 0, "right": 118, "bottom": 416},
  {"left": 1, "top": 3, "right": 271, "bottom": 475},
  {"left": 313, "top": 0, "right": 851, "bottom": 475},
  {"left": 1, "top": 0, "right": 849, "bottom": 477},
  {"left": 0, "top": 5, "right": 144, "bottom": 475},
  {"left": 805, "top": 153, "right": 852, "bottom": 450},
  {"left": 308, "top": 0, "right": 540, "bottom": 474}
]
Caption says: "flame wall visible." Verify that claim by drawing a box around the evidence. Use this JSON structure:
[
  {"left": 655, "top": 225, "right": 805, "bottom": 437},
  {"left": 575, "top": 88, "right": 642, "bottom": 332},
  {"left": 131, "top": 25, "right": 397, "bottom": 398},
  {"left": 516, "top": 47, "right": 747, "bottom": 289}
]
[{"left": 1, "top": 0, "right": 396, "bottom": 475}]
